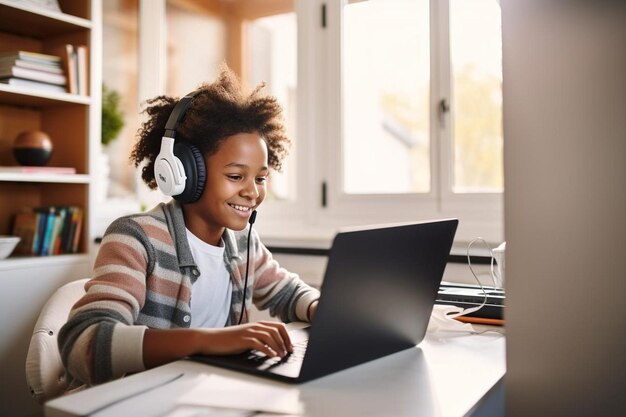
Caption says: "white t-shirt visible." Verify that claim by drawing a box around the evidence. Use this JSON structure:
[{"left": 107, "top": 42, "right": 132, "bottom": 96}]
[{"left": 185, "top": 228, "right": 232, "bottom": 328}]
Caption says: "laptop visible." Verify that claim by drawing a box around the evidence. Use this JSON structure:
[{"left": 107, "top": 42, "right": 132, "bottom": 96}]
[{"left": 190, "top": 218, "right": 458, "bottom": 383}]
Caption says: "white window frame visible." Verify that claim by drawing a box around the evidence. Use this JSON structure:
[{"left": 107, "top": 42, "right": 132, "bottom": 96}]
[{"left": 258, "top": 0, "right": 503, "bottom": 245}]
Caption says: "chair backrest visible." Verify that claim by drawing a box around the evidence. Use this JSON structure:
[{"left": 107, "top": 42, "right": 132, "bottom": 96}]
[{"left": 25, "top": 278, "right": 88, "bottom": 403}]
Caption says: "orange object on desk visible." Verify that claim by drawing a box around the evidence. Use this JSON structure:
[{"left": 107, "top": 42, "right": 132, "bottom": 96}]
[{"left": 455, "top": 316, "right": 505, "bottom": 326}]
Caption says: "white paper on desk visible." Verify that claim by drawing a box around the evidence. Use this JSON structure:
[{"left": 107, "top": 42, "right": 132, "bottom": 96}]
[
  {"left": 427, "top": 305, "right": 476, "bottom": 333},
  {"left": 177, "top": 374, "right": 303, "bottom": 415}
]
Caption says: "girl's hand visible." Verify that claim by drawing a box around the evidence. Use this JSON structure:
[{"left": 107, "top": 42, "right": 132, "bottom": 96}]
[
  {"left": 143, "top": 321, "right": 292, "bottom": 369},
  {"left": 197, "top": 321, "right": 293, "bottom": 358}
]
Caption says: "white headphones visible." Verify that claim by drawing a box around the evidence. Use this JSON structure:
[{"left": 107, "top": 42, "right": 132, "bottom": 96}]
[
  {"left": 154, "top": 136, "right": 186, "bottom": 196},
  {"left": 154, "top": 90, "right": 207, "bottom": 203}
]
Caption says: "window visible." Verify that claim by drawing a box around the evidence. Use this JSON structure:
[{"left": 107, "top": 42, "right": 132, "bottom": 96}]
[
  {"left": 280, "top": 0, "right": 504, "bottom": 243},
  {"left": 128, "top": 0, "right": 504, "bottom": 243},
  {"left": 342, "top": 0, "right": 431, "bottom": 195}
]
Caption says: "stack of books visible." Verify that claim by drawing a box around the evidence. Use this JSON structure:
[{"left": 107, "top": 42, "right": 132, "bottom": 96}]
[
  {"left": 11, "top": 206, "right": 84, "bottom": 256},
  {"left": 0, "top": 46, "right": 88, "bottom": 95},
  {"left": 0, "top": 51, "right": 67, "bottom": 93}
]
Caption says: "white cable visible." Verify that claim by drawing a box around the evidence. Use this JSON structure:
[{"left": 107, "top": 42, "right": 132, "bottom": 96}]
[{"left": 446, "top": 237, "right": 497, "bottom": 319}]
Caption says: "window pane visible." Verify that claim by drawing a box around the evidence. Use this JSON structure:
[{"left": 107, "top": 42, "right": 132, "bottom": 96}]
[
  {"left": 245, "top": 13, "right": 297, "bottom": 202},
  {"left": 343, "top": 0, "right": 430, "bottom": 195},
  {"left": 450, "top": 0, "right": 503, "bottom": 192}
]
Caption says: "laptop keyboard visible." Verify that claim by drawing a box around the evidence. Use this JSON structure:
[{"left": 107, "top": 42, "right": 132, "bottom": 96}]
[{"left": 247, "top": 339, "right": 309, "bottom": 370}]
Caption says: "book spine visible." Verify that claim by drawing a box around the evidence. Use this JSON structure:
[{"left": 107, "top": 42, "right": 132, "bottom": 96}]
[
  {"left": 40, "top": 208, "right": 57, "bottom": 256},
  {"left": 0, "top": 77, "right": 67, "bottom": 93},
  {"left": 0, "top": 58, "right": 63, "bottom": 73},
  {"left": 34, "top": 209, "right": 48, "bottom": 255},
  {"left": 50, "top": 207, "right": 66, "bottom": 255},
  {"left": 0, "top": 51, "right": 62, "bottom": 64},
  {"left": 65, "top": 44, "right": 78, "bottom": 94},
  {"left": 0, "top": 66, "right": 67, "bottom": 85},
  {"left": 59, "top": 207, "right": 74, "bottom": 254},
  {"left": 76, "top": 45, "right": 88, "bottom": 95},
  {"left": 11, "top": 210, "right": 38, "bottom": 255},
  {"left": 71, "top": 208, "right": 83, "bottom": 254}
]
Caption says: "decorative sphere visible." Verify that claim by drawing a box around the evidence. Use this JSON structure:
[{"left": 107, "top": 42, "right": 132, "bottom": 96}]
[{"left": 13, "top": 130, "right": 53, "bottom": 166}]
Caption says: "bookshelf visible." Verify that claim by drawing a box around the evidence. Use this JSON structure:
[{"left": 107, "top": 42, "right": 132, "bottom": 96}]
[
  {"left": 0, "top": 3, "right": 102, "bottom": 415},
  {"left": 0, "top": 0, "right": 101, "bottom": 269}
]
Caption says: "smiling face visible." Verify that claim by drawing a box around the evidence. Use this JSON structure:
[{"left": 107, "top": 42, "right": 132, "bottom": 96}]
[{"left": 182, "top": 132, "right": 269, "bottom": 245}]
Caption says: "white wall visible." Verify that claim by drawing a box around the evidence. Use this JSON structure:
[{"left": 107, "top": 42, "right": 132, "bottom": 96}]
[{"left": 502, "top": 1, "right": 626, "bottom": 415}]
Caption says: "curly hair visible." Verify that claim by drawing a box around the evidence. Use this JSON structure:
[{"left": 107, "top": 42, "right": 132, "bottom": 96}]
[{"left": 130, "top": 64, "right": 291, "bottom": 189}]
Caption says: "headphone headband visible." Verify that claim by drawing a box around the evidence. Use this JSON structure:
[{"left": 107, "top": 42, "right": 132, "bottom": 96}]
[{"left": 164, "top": 90, "right": 202, "bottom": 138}]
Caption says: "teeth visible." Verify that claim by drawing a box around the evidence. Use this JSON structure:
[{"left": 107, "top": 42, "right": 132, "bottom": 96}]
[{"left": 230, "top": 204, "right": 250, "bottom": 212}]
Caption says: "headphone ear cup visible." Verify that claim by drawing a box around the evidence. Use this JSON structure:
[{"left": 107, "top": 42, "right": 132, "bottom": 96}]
[{"left": 172, "top": 142, "right": 206, "bottom": 203}]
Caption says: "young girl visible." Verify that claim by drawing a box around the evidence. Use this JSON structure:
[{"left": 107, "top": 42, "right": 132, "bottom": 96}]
[{"left": 58, "top": 66, "right": 320, "bottom": 388}]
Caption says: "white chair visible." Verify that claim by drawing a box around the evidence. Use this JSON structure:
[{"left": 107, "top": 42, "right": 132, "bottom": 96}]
[{"left": 25, "top": 278, "right": 88, "bottom": 403}]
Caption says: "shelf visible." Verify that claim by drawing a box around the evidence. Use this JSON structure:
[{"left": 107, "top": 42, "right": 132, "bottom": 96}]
[
  {"left": 0, "top": 1, "right": 91, "bottom": 38},
  {"left": 0, "top": 0, "right": 97, "bottom": 267},
  {"left": 0, "top": 85, "right": 91, "bottom": 107},
  {"left": 0, "top": 252, "right": 90, "bottom": 271},
  {"left": 0, "top": 173, "right": 89, "bottom": 183}
]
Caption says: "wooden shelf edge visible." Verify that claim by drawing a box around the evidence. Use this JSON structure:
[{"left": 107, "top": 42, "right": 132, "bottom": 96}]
[{"left": 0, "top": 85, "right": 91, "bottom": 106}]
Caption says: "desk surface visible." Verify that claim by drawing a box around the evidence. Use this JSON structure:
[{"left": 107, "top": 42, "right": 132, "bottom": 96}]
[{"left": 46, "top": 327, "right": 505, "bottom": 417}]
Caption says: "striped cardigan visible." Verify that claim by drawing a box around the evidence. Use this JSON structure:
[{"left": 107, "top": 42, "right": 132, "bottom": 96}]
[{"left": 58, "top": 200, "right": 320, "bottom": 387}]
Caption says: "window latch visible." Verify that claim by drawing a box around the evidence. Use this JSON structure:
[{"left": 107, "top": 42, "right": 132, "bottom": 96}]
[
  {"left": 439, "top": 98, "right": 450, "bottom": 113},
  {"left": 438, "top": 98, "right": 450, "bottom": 127}
]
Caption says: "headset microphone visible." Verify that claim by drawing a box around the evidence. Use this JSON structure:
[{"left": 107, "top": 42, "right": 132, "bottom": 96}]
[{"left": 238, "top": 209, "right": 257, "bottom": 325}]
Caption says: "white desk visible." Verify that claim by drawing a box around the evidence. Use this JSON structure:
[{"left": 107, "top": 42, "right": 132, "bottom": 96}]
[{"left": 46, "top": 327, "right": 505, "bottom": 417}]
